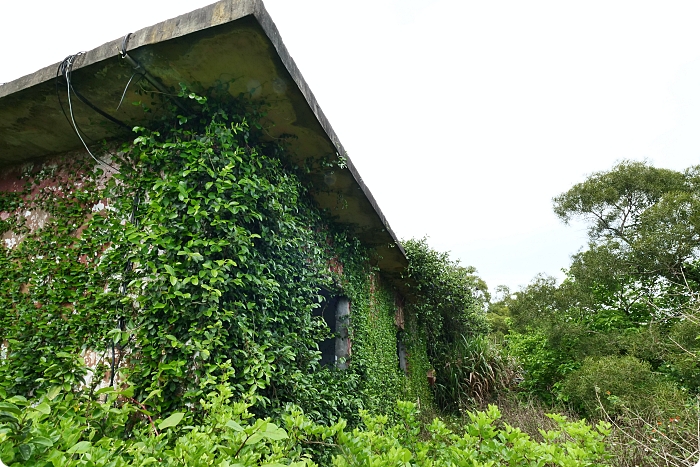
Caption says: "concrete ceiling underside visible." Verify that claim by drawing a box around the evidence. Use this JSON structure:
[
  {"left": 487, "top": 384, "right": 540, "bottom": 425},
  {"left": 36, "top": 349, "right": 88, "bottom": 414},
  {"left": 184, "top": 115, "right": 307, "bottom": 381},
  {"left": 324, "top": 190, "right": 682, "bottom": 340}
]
[{"left": 0, "top": 0, "right": 407, "bottom": 276}]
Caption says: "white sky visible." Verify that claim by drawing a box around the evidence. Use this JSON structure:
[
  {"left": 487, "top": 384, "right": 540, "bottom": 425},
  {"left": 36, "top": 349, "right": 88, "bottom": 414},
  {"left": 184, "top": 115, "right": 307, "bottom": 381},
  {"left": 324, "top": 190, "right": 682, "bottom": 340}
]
[{"left": 2, "top": 0, "right": 700, "bottom": 293}]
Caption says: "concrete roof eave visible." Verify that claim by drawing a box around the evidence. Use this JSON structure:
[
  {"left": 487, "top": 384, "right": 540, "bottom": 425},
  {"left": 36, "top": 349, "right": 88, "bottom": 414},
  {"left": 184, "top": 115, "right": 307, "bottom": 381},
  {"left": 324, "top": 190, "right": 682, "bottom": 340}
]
[{"left": 0, "top": 0, "right": 407, "bottom": 277}]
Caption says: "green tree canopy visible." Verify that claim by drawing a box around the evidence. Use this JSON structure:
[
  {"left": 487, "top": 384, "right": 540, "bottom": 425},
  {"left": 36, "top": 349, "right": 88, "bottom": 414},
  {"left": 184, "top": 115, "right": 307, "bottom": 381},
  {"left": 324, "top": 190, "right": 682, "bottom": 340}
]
[
  {"left": 503, "top": 161, "right": 700, "bottom": 408},
  {"left": 553, "top": 161, "right": 700, "bottom": 284}
]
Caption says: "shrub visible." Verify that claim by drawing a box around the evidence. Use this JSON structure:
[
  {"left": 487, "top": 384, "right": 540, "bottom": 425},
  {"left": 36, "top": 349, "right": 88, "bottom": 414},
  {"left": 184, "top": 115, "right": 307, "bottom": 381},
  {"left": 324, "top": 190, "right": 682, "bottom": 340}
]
[
  {"left": 334, "top": 401, "right": 610, "bottom": 466},
  {"left": 435, "top": 335, "right": 521, "bottom": 411},
  {"left": 0, "top": 384, "right": 612, "bottom": 466},
  {"left": 402, "top": 238, "right": 490, "bottom": 412},
  {"left": 663, "top": 318, "right": 700, "bottom": 393},
  {"left": 506, "top": 330, "right": 574, "bottom": 401},
  {"left": 561, "top": 355, "right": 687, "bottom": 418}
]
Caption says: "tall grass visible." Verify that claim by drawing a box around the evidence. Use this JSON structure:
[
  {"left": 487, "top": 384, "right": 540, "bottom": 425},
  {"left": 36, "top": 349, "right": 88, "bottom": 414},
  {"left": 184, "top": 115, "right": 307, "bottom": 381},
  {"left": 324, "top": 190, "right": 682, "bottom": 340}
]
[
  {"left": 593, "top": 393, "right": 700, "bottom": 467},
  {"left": 434, "top": 335, "right": 521, "bottom": 412},
  {"left": 480, "top": 391, "right": 700, "bottom": 466}
]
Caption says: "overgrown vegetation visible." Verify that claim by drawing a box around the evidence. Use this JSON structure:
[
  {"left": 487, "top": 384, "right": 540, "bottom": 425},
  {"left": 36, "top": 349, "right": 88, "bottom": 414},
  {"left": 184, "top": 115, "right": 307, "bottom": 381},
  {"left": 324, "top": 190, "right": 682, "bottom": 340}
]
[
  {"left": 0, "top": 91, "right": 375, "bottom": 424},
  {"left": 492, "top": 161, "right": 700, "bottom": 466},
  {"left": 3, "top": 86, "right": 588, "bottom": 465},
  {"left": 401, "top": 239, "right": 516, "bottom": 412},
  {"left": 0, "top": 384, "right": 611, "bottom": 466},
  {"left": 0, "top": 86, "right": 438, "bottom": 462}
]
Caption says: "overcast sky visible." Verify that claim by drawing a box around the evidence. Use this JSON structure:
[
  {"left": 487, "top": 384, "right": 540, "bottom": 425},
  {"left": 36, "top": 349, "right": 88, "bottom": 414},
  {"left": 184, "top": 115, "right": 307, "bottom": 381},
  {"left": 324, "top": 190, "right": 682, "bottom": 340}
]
[{"left": 3, "top": 1, "right": 700, "bottom": 293}]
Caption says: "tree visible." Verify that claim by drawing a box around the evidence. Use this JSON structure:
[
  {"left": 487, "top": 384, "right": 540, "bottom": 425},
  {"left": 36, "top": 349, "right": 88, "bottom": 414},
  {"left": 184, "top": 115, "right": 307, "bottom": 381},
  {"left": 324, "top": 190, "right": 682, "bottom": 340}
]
[
  {"left": 498, "top": 162, "right": 700, "bottom": 463},
  {"left": 507, "top": 161, "right": 700, "bottom": 401},
  {"left": 553, "top": 161, "right": 700, "bottom": 285}
]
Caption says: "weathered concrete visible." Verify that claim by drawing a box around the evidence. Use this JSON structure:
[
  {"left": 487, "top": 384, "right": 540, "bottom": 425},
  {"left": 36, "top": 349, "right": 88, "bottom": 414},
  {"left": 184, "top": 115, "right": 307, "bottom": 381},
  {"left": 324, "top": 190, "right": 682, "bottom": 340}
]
[
  {"left": 335, "top": 297, "right": 351, "bottom": 370},
  {"left": 0, "top": 0, "right": 407, "bottom": 276}
]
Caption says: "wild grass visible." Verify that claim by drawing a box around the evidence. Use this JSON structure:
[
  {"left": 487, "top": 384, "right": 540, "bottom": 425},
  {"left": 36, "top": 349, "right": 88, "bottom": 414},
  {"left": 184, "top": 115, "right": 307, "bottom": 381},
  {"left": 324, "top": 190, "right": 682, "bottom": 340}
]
[
  {"left": 475, "top": 391, "right": 700, "bottom": 467},
  {"left": 593, "top": 392, "right": 700, "bottom": 467},
  {"left": 434, "top": 335, "right": 521, "bottom": 411}
]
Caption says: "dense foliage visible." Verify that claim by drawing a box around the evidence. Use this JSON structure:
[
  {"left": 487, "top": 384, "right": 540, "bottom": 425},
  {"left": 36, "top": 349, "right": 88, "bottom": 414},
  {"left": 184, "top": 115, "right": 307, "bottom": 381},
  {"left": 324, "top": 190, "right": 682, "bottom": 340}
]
[
  {"left": 402, "top": 238, "right": 489, "bottom": 348},
  {"left": 401, "top": 238, "right": 506, "bottom": 412},
  {"left": 0, "top": 385, "right": 611, "bottom": 466},
  {"left": 501, "top": 162, "right": 700, "bottom": 403},
  {"left": 493, "top": 161, "right": 700, "bottom": 465},
  {"left": 0, "top": 89, "right": 420, "bottom": 437},
  {"left": 0, "top": 87, "right": 620, "bottom": 465}
]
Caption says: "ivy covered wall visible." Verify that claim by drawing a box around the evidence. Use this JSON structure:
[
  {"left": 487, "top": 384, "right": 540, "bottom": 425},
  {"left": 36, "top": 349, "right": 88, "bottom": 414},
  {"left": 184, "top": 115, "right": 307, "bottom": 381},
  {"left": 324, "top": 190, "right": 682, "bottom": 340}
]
[{"left": 0, "top": 96, "right": 432, "bottom": 423}]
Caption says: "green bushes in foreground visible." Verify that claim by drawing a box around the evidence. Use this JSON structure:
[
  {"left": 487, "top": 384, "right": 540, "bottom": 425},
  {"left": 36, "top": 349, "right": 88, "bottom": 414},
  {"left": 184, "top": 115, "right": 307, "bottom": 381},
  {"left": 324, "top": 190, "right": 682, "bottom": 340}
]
[{"left": 0, "top": 384, "right": 611, "bottom": 466}]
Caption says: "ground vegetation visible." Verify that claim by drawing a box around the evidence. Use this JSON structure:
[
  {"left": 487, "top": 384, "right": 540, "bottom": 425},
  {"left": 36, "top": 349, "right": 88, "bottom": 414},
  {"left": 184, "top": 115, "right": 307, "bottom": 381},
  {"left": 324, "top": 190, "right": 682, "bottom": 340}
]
[
  {"left": 492, "top": 161, "right": 700, "bottom": 466},
  {"left": 0, "top": 88, "right": 563, "bottom": 465}
]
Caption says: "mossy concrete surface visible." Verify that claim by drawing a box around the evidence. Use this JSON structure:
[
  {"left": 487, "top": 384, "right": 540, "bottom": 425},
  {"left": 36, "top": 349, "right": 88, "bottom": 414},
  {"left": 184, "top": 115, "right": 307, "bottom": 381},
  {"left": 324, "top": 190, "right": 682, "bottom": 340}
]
[{"left": 0, "top": 0, "right": 406, "bottom": 276}]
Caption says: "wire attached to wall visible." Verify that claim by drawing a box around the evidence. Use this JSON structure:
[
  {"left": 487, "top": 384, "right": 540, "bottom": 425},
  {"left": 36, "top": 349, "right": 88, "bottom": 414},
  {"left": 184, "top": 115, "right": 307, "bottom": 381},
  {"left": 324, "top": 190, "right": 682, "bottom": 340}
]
[
  {"left": 54, "top": 35, "right": 189, "bottom": 386},
  {"left": 56, "top": 53, "right": 121, "bottom": 173},
  {"left": 57, "top": 36, "right": 193, "bottom": 385},
  {"left": 109, "top": 190, "right": 141, "bottom": 388},
  {"left": 116, "top": 71, "right": 144, "bottom": 111},
  {"left": 119, "top": 33, "right": 190, "bottom": 114},
  {"left": 56, "top": 32, "right": 191, "bottom": 174}
]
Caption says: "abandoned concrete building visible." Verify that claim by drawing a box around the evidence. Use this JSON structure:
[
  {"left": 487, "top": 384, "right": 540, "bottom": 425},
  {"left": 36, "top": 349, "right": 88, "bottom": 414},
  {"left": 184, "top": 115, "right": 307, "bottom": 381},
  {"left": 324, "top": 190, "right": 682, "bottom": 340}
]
[{"left": 0, "top": 0, "right": 426, "bottom": 410}]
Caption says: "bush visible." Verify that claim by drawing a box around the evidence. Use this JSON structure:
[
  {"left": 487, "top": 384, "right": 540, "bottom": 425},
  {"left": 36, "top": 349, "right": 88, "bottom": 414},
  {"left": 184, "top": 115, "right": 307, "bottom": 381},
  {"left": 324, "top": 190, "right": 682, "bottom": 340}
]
[
  {"left": 402, "top": 238, "right": 490, "bottom": 412},
  {"left": 485, "top": 391, "right": 581, "bottom": 442},
  {"left": 335, "top": 401, "right": 610, "bottom": 466},
  {"left": 602, "top": 402, "right": 700, "bottom": 467},
  {"left": 663, "top": 318, "right": 700, "bottom": 393},
  {"left": 402, "top": 238, "right": 489, "bottom": 352},
  {"left": 506, "top": 330, "right": 574, "bottom": 401},
  {"left": 561, "top": 356, "right": 687, "bottom": 418},
  {"left": 0, "top": 385, "right": 612, "bottom": 466},
  {"left": 435, "top": 335, "right": 521, "bottom": 411},
  {"left": 0, "top": 384, "right": 342, "bottom": 466}
]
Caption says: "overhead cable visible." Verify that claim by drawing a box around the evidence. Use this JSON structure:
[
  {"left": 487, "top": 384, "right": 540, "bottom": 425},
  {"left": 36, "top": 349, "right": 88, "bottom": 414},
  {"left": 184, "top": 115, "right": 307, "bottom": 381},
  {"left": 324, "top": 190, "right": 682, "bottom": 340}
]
[
  {"left": 119, "top": 33, "right": 189, "bottom": 114},
  {"left": 56, "top": 54, "right": 120, "bottom": 173}
]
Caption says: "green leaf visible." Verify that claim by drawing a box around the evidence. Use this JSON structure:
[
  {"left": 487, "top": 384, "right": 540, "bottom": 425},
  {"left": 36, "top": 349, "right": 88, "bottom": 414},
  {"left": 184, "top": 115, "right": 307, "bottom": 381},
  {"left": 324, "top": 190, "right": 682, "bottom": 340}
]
[
  {"left": 19, "top": 443, "right": 34, "bottom": 460},
  {"left": 225, "top": 420, "right": 244, "bottom": 432},
  {"left": 140, "top": 457, "right": 160, "bottom": 465},
  {"left": 31, "top": 436, "right": 54, "bottom": 448},
  {"left": 119, "top": 386, "right": 135, "bottom": 398},
  {"left": 0, "top": 402, "right": 21, "bottom": 416},
  {"left": 34, "top": 402, "right": 51, "bottom": 415},
  {"left": 247, "top": 432, "right": 264, "bottom": 445},
  {"left": 262, "top": 423, "right": 288, "bottom": 441},
  {"left": 158, "top": 412, "right": 185, "bottom": 430},
  {"left": 67, "top": 440, "right": 92, "bottom": 454},
  {"left": 46, "top": 386, "right": 61, "bottom": 401}
]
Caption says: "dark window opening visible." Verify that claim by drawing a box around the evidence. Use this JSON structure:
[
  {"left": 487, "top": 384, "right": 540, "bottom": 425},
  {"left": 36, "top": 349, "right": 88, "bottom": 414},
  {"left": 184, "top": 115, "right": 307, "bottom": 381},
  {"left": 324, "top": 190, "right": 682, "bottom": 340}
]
[
  {"left": 397, "top": 331, "right": 408, "bottom": 373},
  {"left": 314, "top": 291, "right": 338, "bottom": 367},
  {"left": 313, "top": 289, "right": 350, "bottom": 368}
]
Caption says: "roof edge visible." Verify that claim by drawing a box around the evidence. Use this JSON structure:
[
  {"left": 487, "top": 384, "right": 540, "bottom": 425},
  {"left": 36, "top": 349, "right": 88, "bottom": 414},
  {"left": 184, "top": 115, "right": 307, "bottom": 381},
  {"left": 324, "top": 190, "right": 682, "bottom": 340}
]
[
  {"left": 250, "top": 3, "right": 406, "bottom": 258},
  {"left": 1, "top": 1, "right": 257, "bottom": 99},
  {"left": 0, "top": 0, "right": 406, "bottom": 261}
]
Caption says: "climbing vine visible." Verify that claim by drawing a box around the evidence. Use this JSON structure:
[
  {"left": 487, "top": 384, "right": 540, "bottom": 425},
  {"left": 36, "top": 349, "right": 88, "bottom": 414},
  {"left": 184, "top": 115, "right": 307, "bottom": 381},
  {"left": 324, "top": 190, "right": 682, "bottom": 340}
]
[
  {"left": 0, "top": 90, "right": 429, "bottom": 427},
  {"left": 401, "top": 238, "right": 490, "bottom": 412},
  {"left": 0, "top": 86, "right": 609, "bottom": 466}
]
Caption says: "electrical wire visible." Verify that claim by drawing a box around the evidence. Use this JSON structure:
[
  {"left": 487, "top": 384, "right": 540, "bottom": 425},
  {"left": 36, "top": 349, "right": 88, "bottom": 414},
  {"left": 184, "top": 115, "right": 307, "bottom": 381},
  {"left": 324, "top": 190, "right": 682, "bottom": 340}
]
[
  {"left": 57, "top": 38, "right": 189, "bottom": 384},
  {"left": 109, "top": 191, "right": 140, "bottom": 388},
  {"left": 71, "top": 84, "right": 131, "bottom": 131},
  {"left": 56, "top": 58, "right": 93, "bottom": 144},
  {"left": 54, "top": 45, "right": 169, "bottom": 386},
  {"left": 56, "top": 53, "right": 120, "bottom": 173},
  {"left": 116, "top": 71, "right": 144, "bottom": 111},
  {"left": 119, "top": 33, "right": 190, "bottom": 114},
  {"left": 55, "top": 54, "right": 130, "bottom": 383},
  {"left": 57, "top": 54, "right": 132, "bottom": 130}
]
